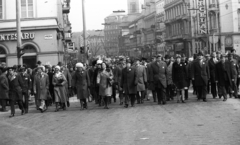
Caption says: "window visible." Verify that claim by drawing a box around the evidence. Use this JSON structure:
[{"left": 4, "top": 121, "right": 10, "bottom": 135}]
[
  {"left": 21, "top": 0, "right": 34, "bottom": 18},
  {"left": 0, "top": 0, "right": 2, "bottom": 19},
  {"left": 130, "top": 2, "right": 137, "bottom": 13}
]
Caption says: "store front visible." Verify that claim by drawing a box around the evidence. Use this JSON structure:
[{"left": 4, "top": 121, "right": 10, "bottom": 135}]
[{"left": 0, "top": 46, "right": 6, "bottom": 63}]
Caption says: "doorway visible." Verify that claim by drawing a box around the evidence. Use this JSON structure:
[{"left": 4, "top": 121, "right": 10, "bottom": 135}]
[{"left": 23, "top": 56, "right": 37, "bottom": 69}]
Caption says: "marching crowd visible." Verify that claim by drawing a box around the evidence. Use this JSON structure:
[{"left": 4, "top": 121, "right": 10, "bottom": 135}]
[{"left": 0, "top": 49, "right": 240, "bottom": 117}]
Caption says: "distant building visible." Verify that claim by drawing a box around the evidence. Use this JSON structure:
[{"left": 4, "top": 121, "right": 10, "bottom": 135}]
[{"left": 0, "top": 0, "right": 72, "bottom": 68}]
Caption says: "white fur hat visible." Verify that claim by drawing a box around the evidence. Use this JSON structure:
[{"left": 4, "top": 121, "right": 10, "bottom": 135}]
[
  {"left": 97, "top": 59, "right": 103, "bottom": 64},
  {"left": 55, "top": 65, "right": 61, "bottom": 70},
  {"left": 76, "top": 63, "right": 83, "bottom": 68}
]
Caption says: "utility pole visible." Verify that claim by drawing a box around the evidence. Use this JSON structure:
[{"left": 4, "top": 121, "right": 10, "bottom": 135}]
[
  {"left": 16, "top": 0, "right": 22, "bottom": 65},
  {"left": 82, "top": 0, "right": 87, "bottom": 64}
]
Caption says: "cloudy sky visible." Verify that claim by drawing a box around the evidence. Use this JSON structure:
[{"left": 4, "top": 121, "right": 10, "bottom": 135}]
[{"left": 69, "top": 0, "right": 128, "bottom": 32}]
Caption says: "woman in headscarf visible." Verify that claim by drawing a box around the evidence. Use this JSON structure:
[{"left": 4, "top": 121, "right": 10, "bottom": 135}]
[
  {"left": 99, "top": 62, "right": 113, "bottom": 109},
  {"left": 52, "top": 65, "right": 68, "bottom": 111},
  {"left": 33, "top": 66, "right": 49, "bottom": 113},
  {"left": 72, "top": 63, "right": 90, "bottom": 109}
]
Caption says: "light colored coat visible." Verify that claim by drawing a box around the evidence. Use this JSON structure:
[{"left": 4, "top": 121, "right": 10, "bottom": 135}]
[
  {"left": 52, "top": 72, "right": 68, "bottom": 103},
  {"left": 135, "top": 65, "right": 147, "bottom": 91},
  {"left": 33, "top": 73, "right": 49, "bottom": 100},
  {"left": 99, "top": 69, "right": 113, "bottom": 97}
]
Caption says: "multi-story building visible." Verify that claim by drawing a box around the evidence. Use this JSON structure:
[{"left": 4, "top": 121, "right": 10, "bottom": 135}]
[
  {"left": 155, "top": 0, "right": 167, "bottom": 55},
  {"left": 164, "top": 0, "right": 192, "bottom": 57},
  {"left": 104, "top": 12, "right": 126, "bottom": 56},
  {"left": 0, "top": 0, "right": 72, "bottom": 68}
]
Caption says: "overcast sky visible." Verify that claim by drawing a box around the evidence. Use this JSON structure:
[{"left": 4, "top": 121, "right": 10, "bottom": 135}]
[{"left": 69, "top": 0, "right": 128, "bottom": 32}]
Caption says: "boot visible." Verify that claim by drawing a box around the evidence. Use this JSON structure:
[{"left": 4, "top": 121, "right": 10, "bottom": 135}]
[
  {"left": 104, "top": 98, "right": 109, "bottom": 109},
  {"left": 55, "top": 103, "right": 59, "bottom": 112}
]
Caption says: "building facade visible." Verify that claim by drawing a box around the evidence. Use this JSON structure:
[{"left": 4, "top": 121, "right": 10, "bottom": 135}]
[{"left": 0, "top": 0, "right": 71, "bottom": 68}]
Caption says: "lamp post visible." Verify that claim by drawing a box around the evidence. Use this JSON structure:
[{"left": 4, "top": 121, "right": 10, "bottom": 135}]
[{"left": 16, "top": 0, "right": 23, "bottom": 65}]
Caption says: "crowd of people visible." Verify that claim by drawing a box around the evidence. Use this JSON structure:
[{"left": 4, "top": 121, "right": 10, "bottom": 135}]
[{"left": 0, "top": 49, "right": 239, "bottom": 117}]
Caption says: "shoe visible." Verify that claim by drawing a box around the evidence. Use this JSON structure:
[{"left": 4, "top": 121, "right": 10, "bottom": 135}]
[
  {"left": 124, "top": 104, "right": 128, "bottom": 108},
  {"left": 203, "top": 99, "right": 207, "bottom": 102},
  {"left": 9, "top": 114, "right": 14, "bottom": 118},
  {"left": 119, "top": 102, "right": 123, "bottom": 105},
  {"left": 25, "top": 109, "right": 28, "bottom": 114},
  {"left": 21, "top": 109, "right": 25, "bottom": 115},
  {"left": 223, "top": 98, "right": 227, "bottom": 101},
  {"left": 182, "top": 100, "right": 186, "bottom": 103}
]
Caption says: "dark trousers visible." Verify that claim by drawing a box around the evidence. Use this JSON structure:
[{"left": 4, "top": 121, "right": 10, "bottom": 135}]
[
  {"left": 152, "top": 90, "right": 157, "bottom": 102},
  {"left": 119, "top": 90, "right": 123, "bottom": 103},
  {"left": 10, "top": 100, "right": 24, "bottom": 115},
  {"left": 185, "top": 89, "right": 188, "bottom": 100},
  {"left": 197, "top": 86, "right": 207, "bottom": 100},
  {"left": 207, "top": 80, "right": 210, "bottom": 94},
  {"left": 230, "top": 79, "right": 238, "bottom": 98},
  {"left": 219, "top": 81, "right": 230, "bottom": 99},
  {"left": 156, "top": 87, "right": 166, "bottom": 104},
  {"left": 95, "top": 85, "right": 100, "bottom": 104},
  {"left": 166, "top": 85, "right": 174, "bottom": 100},
  {"left": 112, "top": 83, "right": 118, "bottom": 102},
  {"left": 22, "top": 92, "right": 29, "bottom": 111},
  {"left": 136, "top": 91, "right": 144, "bottom": 103},
  {"left": 0, "top": 100, "right": 6, "bottom": 111},
  {"left": 210, "top": 81, "right": 217, "bottom": 98},
  {"left": 125, "top": 94, "right": 135, "bottom": 106}
]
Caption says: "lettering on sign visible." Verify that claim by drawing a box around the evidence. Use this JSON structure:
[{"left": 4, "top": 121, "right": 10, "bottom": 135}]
[
  {"left": 44, "top": 34, "right": 53, "bottom": 40},
  {"left": 0, "top": 33, "right": 35, "bottom": 41},
  {"left": 198, "top": 0, "right": 207, "bottom": 34}
]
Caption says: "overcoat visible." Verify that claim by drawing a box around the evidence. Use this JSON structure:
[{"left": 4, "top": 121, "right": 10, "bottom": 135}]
[
  {"left": 147, "top": 62, "right": 155, "bottom": 90},
  {"left": 20, "top": 72, "right": 32, "bottom": 93},
  {"left": 215, "top": 61, "right": 233, "bottom": 87},
  {"left": 135, "top": 65, "right": 147, "bottom": 91},
  {"left": 8, "top": 73, "right": 23, "bottom": 100},
  {"left": 208, "top": 58, "right": 218, "bottom": 82},
  {"left": 33, "top": 72, "right": 49, "bottom": 100},
  {"left": 52, "top": 72, "right": 68, "bottom": 103},
  {"left": 0, "top": 73, "right": 9, "bottom": 99},
  {"left": 150, "top": 61, "right": 167, "bottom": 88},
  {"left": 99, "top": 69, "right": 113, "bottom": 97},
  {"left": 172, "top": 62, "right": 188, "bottom": 89},
  {"left": 112, "top": 65, "right": 121, "bottom": 85},
  {"left": 166, "top": 61, "right": 174, "bottom": 85},
  {"left": 229, "top": 59, "right": 239, "bottom": 82},
  {"left": 72, "top": 70, "right": 90, "bottom": 99},
  {"left": 121, "top": 66, "right": 137, "bottom": 94},
  {"left": 191, "top": 59, "right": 210, "bottom": 87}
]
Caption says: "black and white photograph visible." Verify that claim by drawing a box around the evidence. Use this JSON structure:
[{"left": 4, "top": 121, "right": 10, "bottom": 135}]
[{"left": 0, "top": 0, "right": 240, "bottom": 145}]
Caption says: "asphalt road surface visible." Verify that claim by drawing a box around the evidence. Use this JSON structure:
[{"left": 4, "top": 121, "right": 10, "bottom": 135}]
[{"left": 0, "top": 93, "right": 240, "bottom": 145}]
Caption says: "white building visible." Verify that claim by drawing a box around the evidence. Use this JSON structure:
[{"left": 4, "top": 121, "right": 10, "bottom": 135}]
[{"left": 0, "top": 0, "right": 72, "bottom": 68}]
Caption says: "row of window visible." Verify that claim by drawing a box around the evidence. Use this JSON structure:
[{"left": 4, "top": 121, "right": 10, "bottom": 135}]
[
  {"left": 166, "top": 21, "right": 190, "bottom": 38},
  {"left": 165, "top": 3, "right": 187, "bottom": 20}
]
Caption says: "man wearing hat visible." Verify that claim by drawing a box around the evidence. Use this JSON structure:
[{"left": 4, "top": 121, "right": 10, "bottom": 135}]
[
  {"left": 135, "top": 58, "right": 147, "bottom": 104},
  {"left": 93, "top": 59, "right": 103, "bottom": 106},
  {"left": 191, "top": 51, "right": 210, "bottom": 102},
  {"left": 147, "top": 56, "right": 157, "bottom": 102},
  {"left": 121, "top": 58, "right": 137, "bottom": 108},
  {"left": 216, "top": 54, "right": 233, "bottom": 101},
  {"left": 208, "top": 52, "right": 218, "bottom": 99},
  {"left": 149, "top": 54, "right": 168, "bottom": 105},
  {"left": 8, "top": 66, "right": 25, "bottom": 117},
  {"left": 227, "top": 53, "right": 239, "bottom": 98},
  {"left": 0, "top": 67, "right": 9, "bottom": 112},
  {"left": 19, "top": 66, "right": 32, "bottom": 113}
]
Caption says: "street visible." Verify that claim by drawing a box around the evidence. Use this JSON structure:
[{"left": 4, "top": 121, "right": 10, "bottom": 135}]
[{"left": 0, "top": 93, "right": 240, "bottom": 145}]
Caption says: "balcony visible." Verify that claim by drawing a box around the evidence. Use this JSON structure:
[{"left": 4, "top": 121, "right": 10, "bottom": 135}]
[
  {"left": 209, "top": 4, "right": 219, "bottom": 11},
  {"left": 63, "top": 0, "right": 70, "bottom": 14},
  {"left": 64, "top": 33, "right": 72, "bottom": 42}
]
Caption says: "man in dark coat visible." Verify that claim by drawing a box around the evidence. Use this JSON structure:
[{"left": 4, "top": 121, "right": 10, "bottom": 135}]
[
  {"left": 121, "top": 59, "right": 137, "bottom": 108},
  {"left": 111, "top": 62, "right": 121, "bottom": 103},
  {"left": 227, "top": 53, "right": 239, "bottom": 98},
  {"left": 208, "top": 52, "right": 218, "bottom": 98},
  {"left": 191, "top": 52, "right": 210, "bottom": 102},
  {"left": 19, "top": 67, "right": 32, "bottom": 113},
  {"left": 216, "top": 54, "right": 233, "bottom": 101},
  {"left": 149, "top": 54, "right": 168, "bottom": 105},
  {"left": 8, "top": 67, "right": 25, "bottom": 117},
  {"left": 118, "top": 58, "right": 126, "bottom": 105},
  {"left": 147, "top": 56, "right": 157, "bottom": 102},
  {"left": 93, "top": 59, "right": 103, "bottom": 106},
  {"left": 0, "top": 67, "right": 9, "bottom": 112}
]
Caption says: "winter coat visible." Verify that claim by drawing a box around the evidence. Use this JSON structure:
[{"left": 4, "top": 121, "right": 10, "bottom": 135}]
[
  {"left": 8, "top": 73, "right": 23, "bottom": 101},
  {"left": 33, "top": 72, "right": 49, "bottom": 100},
  {"left": 0, "top": 73, "right": 9, "bottom": 100},
  {"left": 52, "top": 72, "right": 68, "bottom": 103},
  {"left": 166, "top": 61, "right": 174, "bottom": 85},
  {"left": 99, "top": 69, "right": 113, "bottom": 97},
  {"left": 191, "top": 59, "right": 210, "bottom": 87},
  {"left": 216, "top": 61, "right": 233, "bottom": 87},
  {"left": 121, "top": 66, "right": 137, "bottom": 95},
  {"left": 147, "top": 62, "right": 156, "bottom": 90},
  {"left": 172, "top": 62, "right": 188, "bottom": 89},
  {"left": 208, "top": 58, "right": 218, "bottom": 82},
  {"left": 19, "top": 72, "right": 32, "bottom": 93},
  {"left": 72, "top": 70, "right": 90, "bottom": 99},
  {"left": 150, "top": 61, "right": 168, "bottom": 88},
  {"left": 135, "top": 65, "right": 147, "bottom": 91}
]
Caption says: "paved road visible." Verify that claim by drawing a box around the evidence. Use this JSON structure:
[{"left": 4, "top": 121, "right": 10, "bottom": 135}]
[{"left": 0, "top": 93, "right": 240, "bottom": 145}]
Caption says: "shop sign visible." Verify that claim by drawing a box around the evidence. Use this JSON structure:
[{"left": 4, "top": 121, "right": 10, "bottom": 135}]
[
  {"left": 198, "top": 0, "right": 207, "bottom": 34},
  {"left": 0, "top": 33, "right": 35, "bottom": 41},
  {"left": 45, "top": 34, "right": 53, "bottom": 40}
]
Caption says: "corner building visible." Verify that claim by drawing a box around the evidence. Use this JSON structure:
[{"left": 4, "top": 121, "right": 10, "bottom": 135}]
[{"left": 0, "top": 0, "right": 72, "bottom": 68}]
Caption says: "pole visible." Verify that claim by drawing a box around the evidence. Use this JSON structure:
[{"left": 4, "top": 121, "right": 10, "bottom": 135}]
[
  {"left": 82, "top": 0, "right": 87, "bottom": 64},
  {"left": 16, "top": 0, "right": 22, "bottom": 65}
]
